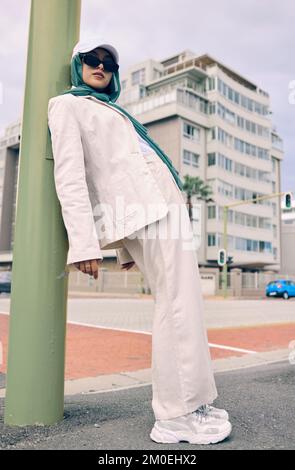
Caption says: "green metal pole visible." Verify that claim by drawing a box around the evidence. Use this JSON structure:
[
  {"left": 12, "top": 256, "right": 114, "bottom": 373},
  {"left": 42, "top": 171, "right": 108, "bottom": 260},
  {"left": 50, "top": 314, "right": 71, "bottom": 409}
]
[
  {"left": 4, "top": 0, "right": 81, "bottom": 426},
  {"left": 222, "top": 206, "right": 228, "bottom": 299}
]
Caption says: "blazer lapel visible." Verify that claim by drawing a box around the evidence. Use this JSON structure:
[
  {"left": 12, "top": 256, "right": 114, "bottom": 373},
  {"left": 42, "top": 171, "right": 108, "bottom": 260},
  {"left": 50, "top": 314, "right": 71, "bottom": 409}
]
[
  {"left": 80, "top": 95, "right": 132, "bottom": 123},
  {"left": 79, "top": 95, "right": 141, "bottom": 154}
]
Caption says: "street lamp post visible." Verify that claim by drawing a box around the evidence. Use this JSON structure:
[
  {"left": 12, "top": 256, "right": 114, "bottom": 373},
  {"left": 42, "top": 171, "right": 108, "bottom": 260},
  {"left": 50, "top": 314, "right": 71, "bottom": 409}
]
[
  {"left": 4, "top": 0, "right": 81, "bottom": 426},
  {"left": 222, "top": 206, "right": 228, "bottom": 298}
]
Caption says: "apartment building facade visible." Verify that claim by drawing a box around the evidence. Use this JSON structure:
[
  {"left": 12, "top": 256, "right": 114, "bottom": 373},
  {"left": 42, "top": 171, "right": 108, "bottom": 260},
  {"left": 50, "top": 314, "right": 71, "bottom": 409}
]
[
  {"left": 118, "top": 50, "right": 284, "bottom": 271},
  {"left": 0, "top": 120, "right": 120, "bottom": 268},
  {"left": 0, "top": 120, "right": 20, "bottom": 268},
  {"left": 0, "top": 50, "right": 284, "bottom": 273}
]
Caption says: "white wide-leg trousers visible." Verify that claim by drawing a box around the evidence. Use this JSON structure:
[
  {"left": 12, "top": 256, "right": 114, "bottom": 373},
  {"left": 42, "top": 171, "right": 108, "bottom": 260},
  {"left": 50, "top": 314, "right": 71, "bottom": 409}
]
[{"left": 121, "top": 151, "right": 218, "bottom": 420}]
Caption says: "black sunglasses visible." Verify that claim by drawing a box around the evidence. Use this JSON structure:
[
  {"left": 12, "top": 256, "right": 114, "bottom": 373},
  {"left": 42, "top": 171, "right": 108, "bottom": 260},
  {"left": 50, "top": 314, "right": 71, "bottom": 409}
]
[{"left": 79, "top": 53, "right": 119, "bottom": 72}]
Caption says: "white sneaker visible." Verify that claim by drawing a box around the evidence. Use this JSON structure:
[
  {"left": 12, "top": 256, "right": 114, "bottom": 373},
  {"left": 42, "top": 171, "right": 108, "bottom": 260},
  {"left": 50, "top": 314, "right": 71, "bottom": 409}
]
[
  {"left": 195, "top": 404, "right": 229, "bottom": 421},
  {"left": 150, "top": 411, "right": 232, "bottom": 445}
]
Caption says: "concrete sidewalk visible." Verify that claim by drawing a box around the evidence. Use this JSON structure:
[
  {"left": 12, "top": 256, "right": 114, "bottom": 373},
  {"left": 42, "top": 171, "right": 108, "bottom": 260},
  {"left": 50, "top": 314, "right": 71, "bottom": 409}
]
[
  {"left": 43, "top": 346, "right": 294, "bottom": 397},
  {"left": 0, "top": 347, "right": 290, "bottom": 398},
  {"left": 0, "top": 360, "right": 294, "bottom": 450}
]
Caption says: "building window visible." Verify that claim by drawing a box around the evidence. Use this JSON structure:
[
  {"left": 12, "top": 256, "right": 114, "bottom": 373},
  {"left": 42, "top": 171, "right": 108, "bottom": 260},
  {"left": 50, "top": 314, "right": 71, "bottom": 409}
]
[
  {"left": 191, "top": 153, "right": 199, "bottom": 167},
  {"left": 210, "top": 127, "right": 217, "bottom": 140},
  {"left": 183, "top": 150, "right": 200, "bottom": 167},
  {"left": 209, "top": 102, "right": 216, "bottom": 114},
  {"left": 131, "top": 68, "right": 146, "bottom": 85},
  {"left": 208, "top": 152, "right": 216, "bottom": 166},
  {"left": 208, "top": 205, "right": 216, "bottom": 219},
  {"left": 208, "top": 233, "right": 216, "bottom": 246},
  {"left": 209, "top": 234, "right": 273, "bottom": 253},
  {"left": 272, "top": 157, "right": 276, "bottom": 172},
  {"left": 258, "top": 217, "right": 271, "bottom": 230},
  {"left": 272, "top": 202, "right": 277, "bottom": 216},
  {"left": 273, "top": 224, "right": 277, "bottom": 238},
  {"left": 183, "top": 122, "right": 200, "bottom": 141},
  {"left": 234, "top": 137, "right": 269, "bottom": 160},
  {"left": 183, "top": 151, "right": 190, "bottom": 165},
  {"left": 177, "top": 89, "right": 208, "bottom": 114},
  {"left": 139, "top": 85, "right": 146, "bottom": 98},
  {"left": 271, "top": 134, "right": 283, "bottom": 151},
  {"left": 218, "top": 153, "right": 232, "bottom": 171},
  {"left": 259, "top": 241, "right": 272, "bottom": 253},
  {"left": 217, "top": 180, "right": 234, "bottom": 198},
  {"left": 206, "top": 77, "right": 216, "bottom": 91},
  {"left": 217, "top": 102, "right": 235, "bottom": 125},
  {"left": 217, "top": 128, "right": 233, "bottom": 147},
  {"left": 153, "top": 68, "right": 162, "bottom": 80},
  {"left": 217, "top": 78, "right": 269, "bottom": 116}
]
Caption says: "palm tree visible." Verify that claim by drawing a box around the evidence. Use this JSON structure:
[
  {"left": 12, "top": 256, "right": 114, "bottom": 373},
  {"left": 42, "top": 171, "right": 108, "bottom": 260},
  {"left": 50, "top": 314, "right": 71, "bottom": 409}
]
[{"left": 182, "top": 175, "right": 215, "bottom": 220}]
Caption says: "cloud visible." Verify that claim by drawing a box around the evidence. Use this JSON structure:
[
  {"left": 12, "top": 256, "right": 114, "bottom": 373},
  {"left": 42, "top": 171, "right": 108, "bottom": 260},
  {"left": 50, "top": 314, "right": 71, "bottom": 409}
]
[{"left": 0, "top": 0, "right": 294, "bottom": 190}]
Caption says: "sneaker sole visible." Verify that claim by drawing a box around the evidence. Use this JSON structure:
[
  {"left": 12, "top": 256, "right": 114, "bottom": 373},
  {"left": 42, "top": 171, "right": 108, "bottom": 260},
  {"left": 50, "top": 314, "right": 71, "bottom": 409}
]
[
  {"left": 150, "top": 421, "right": 232, "bottom": 445},
  {"left": 209, "top": 411, "right": 229, "bottom": 421}
]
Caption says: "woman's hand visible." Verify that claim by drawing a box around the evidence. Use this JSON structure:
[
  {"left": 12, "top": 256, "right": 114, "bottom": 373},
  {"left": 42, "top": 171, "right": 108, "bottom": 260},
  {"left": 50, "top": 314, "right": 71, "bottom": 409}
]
[
  {"left": 121, "top": 261, "right": 135, "bottom": 270},
  {"left": 74, "top": 259, "right": 102, "bottom": 279}
]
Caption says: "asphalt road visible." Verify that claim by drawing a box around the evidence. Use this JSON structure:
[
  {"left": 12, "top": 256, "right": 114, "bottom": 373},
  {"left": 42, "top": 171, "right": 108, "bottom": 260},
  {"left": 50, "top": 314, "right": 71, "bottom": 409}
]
[
  {"left": 0, "top": 360, "right": 294, "bottom": 450},
  {"left": 0, "top": 297, "right": 295, "bottom": 331}
]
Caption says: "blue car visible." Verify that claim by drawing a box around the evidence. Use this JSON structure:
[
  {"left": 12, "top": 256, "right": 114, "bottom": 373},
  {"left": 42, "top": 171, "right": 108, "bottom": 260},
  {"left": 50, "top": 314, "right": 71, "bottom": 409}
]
[{"left": 265, "top": 279, "right": 295, "bottom": 299}]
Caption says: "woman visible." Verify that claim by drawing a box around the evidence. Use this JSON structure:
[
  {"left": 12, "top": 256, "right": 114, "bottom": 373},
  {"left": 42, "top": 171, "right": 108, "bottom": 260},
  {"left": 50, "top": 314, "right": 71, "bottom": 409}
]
[{"left": 48, "top": 37, "right": 232, "bottom": 445}]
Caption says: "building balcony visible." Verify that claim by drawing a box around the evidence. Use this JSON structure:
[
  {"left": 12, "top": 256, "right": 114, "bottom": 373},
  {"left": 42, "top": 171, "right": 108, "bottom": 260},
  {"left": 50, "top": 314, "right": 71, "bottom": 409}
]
[
  {"left": 271, "top": 132, "right": 284, "bottom": 152},
  {"left": 125, "top": 87, "right": 208, "bottom": 118}
]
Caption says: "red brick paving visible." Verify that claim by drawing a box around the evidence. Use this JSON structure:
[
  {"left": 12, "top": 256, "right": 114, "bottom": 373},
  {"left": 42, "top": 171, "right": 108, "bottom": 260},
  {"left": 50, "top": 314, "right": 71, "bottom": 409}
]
[
  {"left": 65, "top": 324, "right": 151, "bottom": 379},
  {"left": 208, "top": 322, "right": 295, "bottom": 355},
  {"left": 1, "top": 313, "right": 295, "bottom": 380}
]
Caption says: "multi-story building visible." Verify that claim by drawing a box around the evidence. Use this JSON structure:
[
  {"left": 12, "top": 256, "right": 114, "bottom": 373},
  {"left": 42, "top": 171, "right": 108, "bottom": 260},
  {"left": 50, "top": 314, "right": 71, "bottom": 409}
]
[
  {"left": 118, "top": 50, "right": 284, "bottom": 271},
  {"left": 0, "top": 120, "right": 120, "bottom": 269},
  {"left": 0, "top": 120, "right": 21, "bottom": 268},
  {"left": 0, "top": 50, "right": 284, "bottom": 273}
]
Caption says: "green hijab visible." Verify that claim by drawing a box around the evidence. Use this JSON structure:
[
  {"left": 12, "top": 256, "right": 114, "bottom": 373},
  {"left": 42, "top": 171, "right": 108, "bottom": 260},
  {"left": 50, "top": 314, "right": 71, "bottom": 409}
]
[{"left": 59, "top": 52, "right": 184, "bottom": 191}]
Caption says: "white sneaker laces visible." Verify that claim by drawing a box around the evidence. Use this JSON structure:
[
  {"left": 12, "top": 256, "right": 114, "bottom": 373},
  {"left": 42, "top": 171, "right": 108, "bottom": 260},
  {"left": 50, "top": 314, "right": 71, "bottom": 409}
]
[{"left": 193, "top": 404, "right": 210, "bottom": 422}]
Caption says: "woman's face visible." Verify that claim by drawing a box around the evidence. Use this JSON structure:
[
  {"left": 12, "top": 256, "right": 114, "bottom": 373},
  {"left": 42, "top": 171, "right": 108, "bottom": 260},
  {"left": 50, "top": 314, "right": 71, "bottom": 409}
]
[{"left": 81, "top": 47, "right": 113, "bottom": 91}]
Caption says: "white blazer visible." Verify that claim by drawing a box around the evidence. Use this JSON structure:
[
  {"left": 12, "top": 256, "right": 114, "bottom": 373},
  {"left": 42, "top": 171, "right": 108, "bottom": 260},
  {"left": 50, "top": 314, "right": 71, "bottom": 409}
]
[{"left": 47, "top": 94, "right": 171, "bottom": 271}]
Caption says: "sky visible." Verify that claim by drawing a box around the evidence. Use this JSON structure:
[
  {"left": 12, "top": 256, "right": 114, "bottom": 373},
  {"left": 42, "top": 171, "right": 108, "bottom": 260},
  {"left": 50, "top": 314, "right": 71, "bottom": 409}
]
[{"left": 0, "top": 0, "right": 294, "bottom": 191}]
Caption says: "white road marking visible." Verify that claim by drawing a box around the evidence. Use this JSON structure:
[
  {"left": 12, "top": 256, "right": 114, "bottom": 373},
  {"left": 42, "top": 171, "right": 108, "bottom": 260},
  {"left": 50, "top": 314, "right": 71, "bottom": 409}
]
[
  {"left": 69, "top": 320, "right": 258, "bottom": 354},
  {"left": 209, "top": 343, "right": 257, "bottom": 354},
  {"left": 0, "top": 313, "right": 257, "bottom": 355},
  {"left": 69, "top": 320, "right": 150, "bottom": 336}
]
